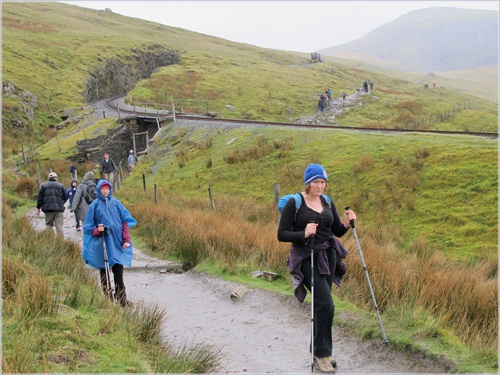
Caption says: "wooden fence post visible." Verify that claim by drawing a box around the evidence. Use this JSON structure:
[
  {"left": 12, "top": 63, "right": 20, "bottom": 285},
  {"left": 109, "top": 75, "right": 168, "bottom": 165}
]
[
  {"left": 142, "top": 173, "right": 146, "bottom": 191},
  {"left": 80, "top": 124, "right": 87, "bottom": 140},
  {"left": 274, "top": 183, "right": 280, "bottom": 207},
  {"left": 56, "top": 129, "right": 62, "bottom": 152},
  {"left": 154, "top": 183, "right": 157, "bottom": 203},
  {"left": 208, "top": 187, "right": 215, "bottom": 210}
]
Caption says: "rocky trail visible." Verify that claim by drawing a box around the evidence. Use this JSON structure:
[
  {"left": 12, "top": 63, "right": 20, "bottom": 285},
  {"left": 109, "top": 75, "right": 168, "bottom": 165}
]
[{"left": 28, "top": 208, "right": 451, "bottom": 374}]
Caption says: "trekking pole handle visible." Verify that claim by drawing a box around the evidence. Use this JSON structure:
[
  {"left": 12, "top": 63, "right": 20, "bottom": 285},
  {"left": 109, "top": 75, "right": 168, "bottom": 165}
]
[
  {"left": 345, "top": 206, "right": 355, "bottom": 228},
  {"left": 308, "top": 221, "right": 317, "bottom": 241}
]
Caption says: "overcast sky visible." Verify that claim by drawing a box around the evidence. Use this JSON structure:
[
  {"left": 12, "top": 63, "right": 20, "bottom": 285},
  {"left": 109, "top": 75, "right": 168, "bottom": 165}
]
[{"left": 62, "top": 1, "right": 499, "bottom": 52}]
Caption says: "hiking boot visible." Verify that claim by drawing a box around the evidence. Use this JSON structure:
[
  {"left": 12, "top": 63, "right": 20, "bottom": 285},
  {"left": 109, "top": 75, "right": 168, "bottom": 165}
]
[
  {"left": 76, "top": 225, "right": 81, "bottom": 231},
  {"left": 314, "top": 357, "right": 335, "bottom": 373}
]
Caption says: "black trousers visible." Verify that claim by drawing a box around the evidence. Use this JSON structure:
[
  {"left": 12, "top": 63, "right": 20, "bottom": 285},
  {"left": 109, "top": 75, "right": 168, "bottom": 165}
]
[
  {"left": 100, "top": 264, "right": 127, "bottom": 305},
  {"left": 300, "top": 249, "right": 336, "bottom": 358}
]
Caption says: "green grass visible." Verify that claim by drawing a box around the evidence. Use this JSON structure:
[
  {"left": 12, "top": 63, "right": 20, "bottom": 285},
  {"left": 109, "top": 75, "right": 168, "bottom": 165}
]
[
  {"left": 2, "top": 2, "right": 498, "bottom": 372},
  {"left": 123, "top": 124, "right": 497, "bottom": 262},
  {"left": 1, "top": 211, "right": 222, "bottom": 373},
  {"left": 110, "top": 122, "right": 497, "bottom": 372},
  {"left": 2, "top": 2, "right": 497, "bottom": 161},
  {"left": 327, "top": 55, "right": 499, "bottom": 104}
]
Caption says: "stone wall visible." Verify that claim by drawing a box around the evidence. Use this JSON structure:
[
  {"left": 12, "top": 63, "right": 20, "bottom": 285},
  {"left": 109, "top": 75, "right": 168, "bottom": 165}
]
[{"left": 75, "top": 115, "right": 172, "bottom": 170}]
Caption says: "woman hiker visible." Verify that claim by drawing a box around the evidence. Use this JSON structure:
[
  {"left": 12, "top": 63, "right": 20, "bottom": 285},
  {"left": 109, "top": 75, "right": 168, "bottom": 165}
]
[
  {"left": 82, "top": 180, "right": 137, "bottom": 306},
  {"left": 71, "top": 171, "right": 95, "bottom": 230},
  {"left": 278, "top": 163, "right": 356, "bottom": 373}
]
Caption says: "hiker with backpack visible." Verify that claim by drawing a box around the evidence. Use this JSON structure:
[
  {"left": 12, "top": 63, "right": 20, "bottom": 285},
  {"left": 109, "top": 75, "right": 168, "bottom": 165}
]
[
  {"left": 82, "top": 180, "right": 137, "bottom": 307},
  {"left": 71, "top": 171, "right": 96, "bottom": 230},
  {"left": 277, "top": 163, "right": 356, "bottom": 373},
  {"left": 127, "top": 150, "right": 137, "bottom": 175},
  {"left": 101, "top": 153, "right": 116, "bottom": 184}
]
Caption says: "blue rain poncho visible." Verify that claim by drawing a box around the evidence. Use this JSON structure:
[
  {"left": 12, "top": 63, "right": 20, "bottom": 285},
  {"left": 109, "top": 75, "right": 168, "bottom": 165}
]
[{"left": 82, "top": 180, "right": 137, "bottom": 269}]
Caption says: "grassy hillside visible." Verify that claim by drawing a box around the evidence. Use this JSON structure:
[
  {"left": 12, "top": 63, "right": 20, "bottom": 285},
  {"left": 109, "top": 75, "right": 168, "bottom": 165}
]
[
  {"left": 116, "top": 123, "right": 496, "bottom": 371},
  {"left": 2, "top": 2, "right": 497, "bottom": 160},
  {"left": 2, "top": 2, "right": 498, "bottom": 372},
  {"left": 325, "top": 55, "right": 499, "bottom": 104}
]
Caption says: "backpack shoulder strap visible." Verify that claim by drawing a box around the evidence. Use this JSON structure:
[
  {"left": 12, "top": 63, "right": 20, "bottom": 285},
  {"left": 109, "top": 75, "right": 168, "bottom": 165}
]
[
  {"left": 321, "top": 194, "right": 332, "bottom": 206},
  {"left": 293, "top": 193, "right": 302, "bottom": 222},
  {"left": 322, "top": 195, "right": 332, "bottom": 209}
]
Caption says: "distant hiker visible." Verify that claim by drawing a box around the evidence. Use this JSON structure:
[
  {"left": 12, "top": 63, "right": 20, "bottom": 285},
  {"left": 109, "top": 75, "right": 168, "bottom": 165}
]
[
  {"left": 318, "top": 95, "right": 325, "bottom": 112},
  {"left": 83, "top": 180, "right": 137, "bottom": 307},
  {"left": 433, "top": 82, "right": 436, "bottom": 88},
  {"left": 127, "top": 150, "right": 137, "bottom": 175},
  {"left": 71, "top": 171, "right": 96, "bottom": 228},
  {"left": 369, "top": 81, "right": 374, "bottom": 91},
  {"left": 278, "top": 163, "right": 356, "bottom": 373},
  {"left": 318, "top": 93, "right": 328, "bottom": 112},
  {"left": 93, "top": 164, "right": 101, "bottom": 184},
  {"left": 363, "top": 80, "right": 368, "bottom": 92},
  {"left": 325, "top": 87, "right": 332, "bottom": 101},
  {"left": 101, "top": 153, "right": 116, "bottom": 184},
  {"left": 341, "top": 91, "right": 347, "bottom": 103},
  {"left": 66, "top": 179, "right": 79, "bottom": 230},
  {"left": 36, "top": 172, "right": 67, "bottom": 237},
  {"left": 69, "top": 165, "right": 77, "bottom": 181},
  {"left": 424, "top": 83, "right": 429, "bottom": 89}
]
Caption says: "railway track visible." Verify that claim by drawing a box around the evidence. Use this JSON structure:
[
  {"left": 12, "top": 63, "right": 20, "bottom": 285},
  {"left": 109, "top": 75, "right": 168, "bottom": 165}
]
[{"left": 104, "top": 96, "right": 498, "bottom": 139}]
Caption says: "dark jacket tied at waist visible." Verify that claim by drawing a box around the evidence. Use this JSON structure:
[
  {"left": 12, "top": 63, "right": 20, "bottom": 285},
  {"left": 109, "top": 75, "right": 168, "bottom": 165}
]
[{"left": 286, "top": 236, "right": 349, "bottom": 303}]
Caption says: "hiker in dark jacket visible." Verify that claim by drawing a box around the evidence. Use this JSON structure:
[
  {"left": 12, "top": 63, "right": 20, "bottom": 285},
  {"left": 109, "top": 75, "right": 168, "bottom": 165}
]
[
  {"left": 71, "top": 171, "right": 96, "bottom": 228},
  {"left": 66, "top": 179, "right": 79, "bottom": 230},
  {"left": 278, "top": 163, "right": 356, "bottom": 373},
  {"left": 101, "top": 153, "right": 116, "bottom": 184},
  {"left": 36, "top": 172, "right": 67, "bottom": 237}
]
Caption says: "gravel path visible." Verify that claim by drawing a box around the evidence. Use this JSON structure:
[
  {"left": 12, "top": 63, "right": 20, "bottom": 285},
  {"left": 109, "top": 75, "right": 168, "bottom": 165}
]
[{"left": 28, "top": 208, "right": 452, "bottom": 374}]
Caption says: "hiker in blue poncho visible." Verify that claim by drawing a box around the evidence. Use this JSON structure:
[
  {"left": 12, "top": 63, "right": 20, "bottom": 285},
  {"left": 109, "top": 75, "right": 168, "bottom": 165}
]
[{"left": 83, "top": 179, "right": 137, "bottom": 306}]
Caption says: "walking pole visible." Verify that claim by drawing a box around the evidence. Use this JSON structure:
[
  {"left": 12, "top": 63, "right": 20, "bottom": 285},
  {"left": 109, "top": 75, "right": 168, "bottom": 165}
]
[
  {"left": 345, "top": 207, "right": 389, "bottom": 345},
  {"left": 309, "top": 231, "right": 315, "bottom": 372},
  {"left": 101, "top": 225, "right": 116, "bottom": 303}
]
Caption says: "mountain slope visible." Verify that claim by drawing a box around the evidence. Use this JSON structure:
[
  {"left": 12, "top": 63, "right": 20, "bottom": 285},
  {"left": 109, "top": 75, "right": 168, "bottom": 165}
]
[{"left": 320, "top": 7, "right": 499, "bottom": 72}]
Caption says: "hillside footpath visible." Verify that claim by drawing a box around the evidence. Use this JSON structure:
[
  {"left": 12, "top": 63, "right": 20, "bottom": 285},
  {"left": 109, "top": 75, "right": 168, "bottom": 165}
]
[{"left": 27, "top": 208, "right": 452, "bottom": 374}]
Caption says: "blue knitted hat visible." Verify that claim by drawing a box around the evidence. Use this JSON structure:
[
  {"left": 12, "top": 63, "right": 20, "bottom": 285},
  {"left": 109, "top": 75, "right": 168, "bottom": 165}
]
[{"left": 304, "top": 163, "right": 328, "bottom": 184}]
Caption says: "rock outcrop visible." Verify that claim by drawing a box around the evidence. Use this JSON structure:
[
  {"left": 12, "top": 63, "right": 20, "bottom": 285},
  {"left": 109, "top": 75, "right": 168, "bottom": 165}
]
[{"left": 84, "top": 44, "right": 180, "bottom": 103}]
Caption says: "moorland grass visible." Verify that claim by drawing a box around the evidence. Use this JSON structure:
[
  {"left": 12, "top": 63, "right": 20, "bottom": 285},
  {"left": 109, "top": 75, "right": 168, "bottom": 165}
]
[
  {"left": 1, "top": 211, "right": 222, "bottom": 373},
  {"left": 108, "top": 123, "right": 497, "bottom": 372},
  {"left": 2, "top": 1, "right": 498, "bottom": 372}
]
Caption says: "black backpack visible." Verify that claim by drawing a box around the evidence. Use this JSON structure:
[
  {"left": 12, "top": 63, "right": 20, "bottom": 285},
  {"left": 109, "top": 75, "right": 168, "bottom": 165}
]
[{"left": 84, "top": 182, "right": 97, "bottom": 204}]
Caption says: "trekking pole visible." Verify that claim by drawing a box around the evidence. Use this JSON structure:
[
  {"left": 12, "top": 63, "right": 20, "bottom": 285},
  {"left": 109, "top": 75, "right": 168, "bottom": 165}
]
[
  {"left": 309, "top": 231, "right": 315, "bottom": 372},
  {"left": 345, "top": 207, "right": 389, "bottom": 345},
  {"left": 101, "top": 225, "right": 116, "bottom": 303}
]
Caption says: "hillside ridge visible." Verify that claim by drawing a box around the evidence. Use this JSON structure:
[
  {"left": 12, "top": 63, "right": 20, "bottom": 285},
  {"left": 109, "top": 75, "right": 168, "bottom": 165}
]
[{"left": 320, "top": 7, "right": 499, "bottom": 72}]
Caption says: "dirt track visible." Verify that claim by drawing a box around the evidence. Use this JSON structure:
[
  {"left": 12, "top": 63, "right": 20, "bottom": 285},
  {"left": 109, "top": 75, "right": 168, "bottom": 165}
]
[{"left": 28, "top": 208, "right": 452, "bottom": 374}]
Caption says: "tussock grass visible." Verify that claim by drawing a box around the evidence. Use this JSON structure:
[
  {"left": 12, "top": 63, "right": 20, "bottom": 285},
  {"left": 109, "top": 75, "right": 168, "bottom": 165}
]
[
  {"left": 337, "top": 225, "right": 498, "bottom": 351},
  {"left": 125, "top": 302, "right": 167, "bottom": 344},
  {"left": 2, "top": 208, "right": 222, "bottom": 373},
  {"left": 130, "top": 196, "right": 497, "bottom": 359},
  {"left": 2, "top": 2, "right": 497, "bottom": 370},
  {"left": 116, "top": 123, "right": 497, "bottom": 371},
  {"left": 16, "top": 176, "right": 38, "bottom": 199}
]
